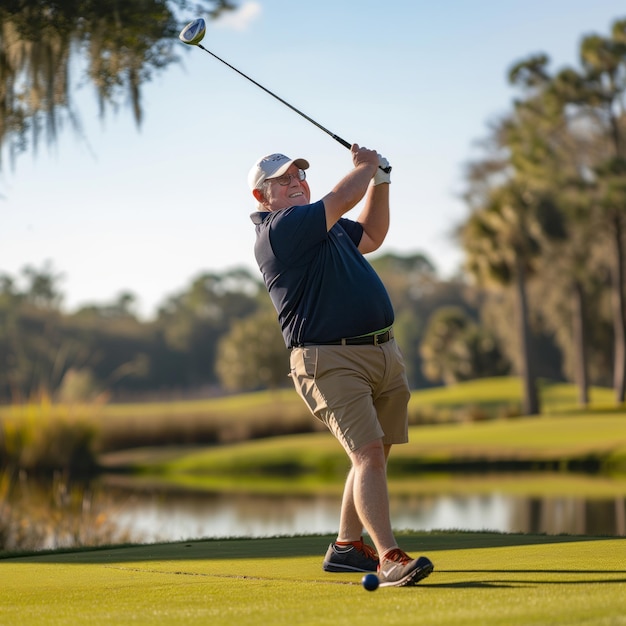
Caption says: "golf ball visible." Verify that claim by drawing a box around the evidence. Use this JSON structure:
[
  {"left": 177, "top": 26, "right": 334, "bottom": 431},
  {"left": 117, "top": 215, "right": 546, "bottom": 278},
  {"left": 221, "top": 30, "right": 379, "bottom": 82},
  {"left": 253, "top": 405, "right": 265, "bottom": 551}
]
[{"left": 362, "top": 573, "right": 379, "bottom": 591}]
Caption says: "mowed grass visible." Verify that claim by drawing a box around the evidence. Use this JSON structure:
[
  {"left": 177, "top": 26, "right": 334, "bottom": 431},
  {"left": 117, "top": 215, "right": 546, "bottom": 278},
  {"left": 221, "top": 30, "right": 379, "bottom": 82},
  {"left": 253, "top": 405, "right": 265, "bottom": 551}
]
[
  {"left": 2, "top": 533, "right": 625, "bottom": 625},
  {"left": 407, "top": 377, "right": 617, "bottom": 414},
  {"left": 109, "top": 410, "right": 626, "bottom": 497}
]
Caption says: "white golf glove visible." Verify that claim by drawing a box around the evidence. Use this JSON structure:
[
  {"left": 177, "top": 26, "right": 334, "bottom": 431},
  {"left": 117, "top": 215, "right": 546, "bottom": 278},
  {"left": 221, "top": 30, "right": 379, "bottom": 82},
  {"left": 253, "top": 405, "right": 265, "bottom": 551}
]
[{"left": 373, "top": 155, "right": 391, "bottom": 185}]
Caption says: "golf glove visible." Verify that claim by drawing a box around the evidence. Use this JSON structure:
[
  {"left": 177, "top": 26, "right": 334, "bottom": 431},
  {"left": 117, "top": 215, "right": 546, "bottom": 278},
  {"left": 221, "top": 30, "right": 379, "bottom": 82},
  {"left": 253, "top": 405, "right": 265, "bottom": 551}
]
[{"left": 373, "top": 155, "right": 391, "bottom": 185}]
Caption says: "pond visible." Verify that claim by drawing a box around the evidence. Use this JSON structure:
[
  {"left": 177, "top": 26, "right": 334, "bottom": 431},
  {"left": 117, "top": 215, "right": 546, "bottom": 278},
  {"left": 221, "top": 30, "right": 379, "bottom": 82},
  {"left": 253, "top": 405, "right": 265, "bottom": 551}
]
[
  {"left": 3, "top": 474, "right": 624, "bottom": 551},
  {"left": 106, "top": 486, "right": 626, "bottom": 542}
]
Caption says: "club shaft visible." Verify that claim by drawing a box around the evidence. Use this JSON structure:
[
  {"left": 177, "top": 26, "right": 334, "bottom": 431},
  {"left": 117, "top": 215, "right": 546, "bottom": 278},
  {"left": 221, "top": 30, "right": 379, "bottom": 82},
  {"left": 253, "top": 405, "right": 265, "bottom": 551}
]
[{"left": 198, "top": 44, "right": 351, "bottom": 150}]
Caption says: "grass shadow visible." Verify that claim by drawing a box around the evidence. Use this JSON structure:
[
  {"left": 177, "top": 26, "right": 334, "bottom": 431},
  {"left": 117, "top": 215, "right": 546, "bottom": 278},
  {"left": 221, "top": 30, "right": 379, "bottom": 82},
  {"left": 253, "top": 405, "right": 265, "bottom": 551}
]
[{"left": 424, "top": 569, "right": 626, "bottom": 589}]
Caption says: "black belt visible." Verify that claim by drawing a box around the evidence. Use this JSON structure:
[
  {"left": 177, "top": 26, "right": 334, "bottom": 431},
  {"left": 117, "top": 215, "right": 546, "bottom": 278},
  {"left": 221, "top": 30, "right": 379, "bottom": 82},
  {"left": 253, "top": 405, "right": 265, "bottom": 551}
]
[{"left": 294, "top": 328, "right": 394, "bottom": 347}]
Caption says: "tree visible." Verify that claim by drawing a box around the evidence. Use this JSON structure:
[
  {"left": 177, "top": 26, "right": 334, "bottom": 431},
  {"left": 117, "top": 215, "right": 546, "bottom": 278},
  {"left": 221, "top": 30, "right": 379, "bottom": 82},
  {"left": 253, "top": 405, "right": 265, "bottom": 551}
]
[
  {"left": 216, "top": 308, "right": 289, "bottom": 392},
  {"left": 563, "top": 19, "right": 626, "bottom": 402},
  {"left": 155, "top": 267, "right": 262, "bottom": 386},
  {"left": 21, "top": 260, "right": 64, "bottom": 310},
  {"left": 506, "top": 17, "right": 626, "bottom": 404},
  {"left": 0, "top": 0, "right": 236, "bottom": 166},
  {"left": 460, "top": 181, "right": 544, "bottom": 415},
  {"left": 420, "top": 306, "right": 508, "bottom": 385},
  {"left": 506, "top": 55, "right": 597, "bottom": 405},
  {"left": 370, "top": 252, "right": 482, "bottom": 389}
]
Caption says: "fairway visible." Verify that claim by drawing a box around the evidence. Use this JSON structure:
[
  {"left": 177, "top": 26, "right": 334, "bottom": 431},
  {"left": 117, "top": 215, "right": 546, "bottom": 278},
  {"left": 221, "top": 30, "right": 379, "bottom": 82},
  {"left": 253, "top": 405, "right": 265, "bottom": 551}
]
[{"left": 2, "top": 533, "right": 625, "bottom": 625}]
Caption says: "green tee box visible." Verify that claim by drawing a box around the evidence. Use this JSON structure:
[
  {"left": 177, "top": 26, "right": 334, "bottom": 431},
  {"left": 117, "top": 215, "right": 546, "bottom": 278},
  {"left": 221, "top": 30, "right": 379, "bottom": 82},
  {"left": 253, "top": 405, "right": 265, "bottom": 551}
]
[{"left": 2, "top": 532, "right": 625, "bottom": 626}]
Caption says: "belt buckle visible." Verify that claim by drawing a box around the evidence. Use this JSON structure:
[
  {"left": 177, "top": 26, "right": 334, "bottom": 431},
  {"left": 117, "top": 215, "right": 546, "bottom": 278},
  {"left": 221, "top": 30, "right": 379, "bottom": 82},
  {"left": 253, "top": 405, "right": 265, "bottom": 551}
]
[{"left": 374, "top": 331, "right": 382, "bottom": 346}]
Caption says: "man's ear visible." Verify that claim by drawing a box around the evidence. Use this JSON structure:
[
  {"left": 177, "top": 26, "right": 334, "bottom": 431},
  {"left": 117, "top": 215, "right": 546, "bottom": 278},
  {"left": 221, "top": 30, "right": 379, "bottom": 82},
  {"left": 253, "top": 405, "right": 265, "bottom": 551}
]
[{"left": 252, "top": 188, "right": 266, "bottom": 208}]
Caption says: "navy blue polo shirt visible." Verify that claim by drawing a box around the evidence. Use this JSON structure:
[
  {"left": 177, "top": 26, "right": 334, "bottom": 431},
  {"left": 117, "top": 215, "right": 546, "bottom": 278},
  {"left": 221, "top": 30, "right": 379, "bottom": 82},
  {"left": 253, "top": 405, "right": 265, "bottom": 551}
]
[{"left": 250, "top": 200, "right": 394, "bottom": 348}]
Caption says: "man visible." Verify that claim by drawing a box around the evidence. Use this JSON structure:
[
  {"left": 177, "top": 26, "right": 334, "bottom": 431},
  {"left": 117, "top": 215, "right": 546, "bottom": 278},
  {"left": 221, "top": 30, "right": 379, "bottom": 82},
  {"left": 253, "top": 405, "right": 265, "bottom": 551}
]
[{"left": 248, "top": 144, "right": 434, "bottom": 588}]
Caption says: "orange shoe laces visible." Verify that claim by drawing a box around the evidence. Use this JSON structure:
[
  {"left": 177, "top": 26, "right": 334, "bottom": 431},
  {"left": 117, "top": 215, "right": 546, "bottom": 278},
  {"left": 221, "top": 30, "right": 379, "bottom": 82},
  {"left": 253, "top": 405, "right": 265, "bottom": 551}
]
[
  {"left": 356, "top": 540, "right": 379, "bottom": 561},
  {"left": 382, "top": 548, "right": 412, "bottom": 565},
  {"left": 339, "top": 537, "right": 378, "bottom": 560}
]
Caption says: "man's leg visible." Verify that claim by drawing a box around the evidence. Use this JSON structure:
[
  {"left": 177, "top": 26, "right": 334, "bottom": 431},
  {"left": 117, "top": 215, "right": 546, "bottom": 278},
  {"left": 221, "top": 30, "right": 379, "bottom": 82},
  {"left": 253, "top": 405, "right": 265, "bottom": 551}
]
[
  {"left": 323, "top": 439, "right": 392, "bottom": 572},
  {"left": 336, "top": 465, "right": 361, "bottom": 541},
  {"left": 337, "top": 442, "right": 392, "bottom": 544},
  {"left": 344, "top": 439, "right": 434, "bottom": 587},
  {"left": 342, "top": 439, "right": 396, "bottom": 556}
]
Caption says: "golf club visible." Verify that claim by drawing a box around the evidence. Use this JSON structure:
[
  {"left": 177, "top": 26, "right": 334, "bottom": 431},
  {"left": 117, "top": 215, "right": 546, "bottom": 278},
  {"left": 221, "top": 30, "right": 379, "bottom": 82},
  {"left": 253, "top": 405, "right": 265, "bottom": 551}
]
[{"left": 179, "top": 18, "right": 391, "bottom": 173}]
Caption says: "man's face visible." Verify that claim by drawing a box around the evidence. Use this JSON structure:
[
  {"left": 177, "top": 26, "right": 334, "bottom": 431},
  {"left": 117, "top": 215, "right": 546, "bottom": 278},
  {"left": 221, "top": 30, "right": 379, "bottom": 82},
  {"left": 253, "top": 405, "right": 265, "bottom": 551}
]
[{"left": 257, "top": 164, "right": 311, "bottom": 211}]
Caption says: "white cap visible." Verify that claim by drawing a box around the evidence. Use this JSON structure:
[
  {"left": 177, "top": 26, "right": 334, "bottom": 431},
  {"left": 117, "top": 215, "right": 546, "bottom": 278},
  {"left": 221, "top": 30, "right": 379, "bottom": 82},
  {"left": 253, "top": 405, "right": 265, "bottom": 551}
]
[{"left": 247, "top": 153, "right": 309, "bottom": 190}]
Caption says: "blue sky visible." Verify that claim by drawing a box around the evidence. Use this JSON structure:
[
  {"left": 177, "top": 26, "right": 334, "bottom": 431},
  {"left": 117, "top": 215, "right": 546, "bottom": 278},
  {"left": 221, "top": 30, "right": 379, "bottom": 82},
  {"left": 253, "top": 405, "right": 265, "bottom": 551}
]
[{"left": 2, "top": 1, "right": 624, "bottom": 319}]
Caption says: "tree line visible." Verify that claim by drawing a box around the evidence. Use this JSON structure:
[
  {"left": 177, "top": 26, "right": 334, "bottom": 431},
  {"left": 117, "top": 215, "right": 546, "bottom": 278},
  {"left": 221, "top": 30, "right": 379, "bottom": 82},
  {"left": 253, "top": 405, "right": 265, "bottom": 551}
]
[
  {"left": 0, "top": 253, "right": 589, "bottom": 405},
  {"left": 459, "top": 16, "right": 626, "bottom": 413}
]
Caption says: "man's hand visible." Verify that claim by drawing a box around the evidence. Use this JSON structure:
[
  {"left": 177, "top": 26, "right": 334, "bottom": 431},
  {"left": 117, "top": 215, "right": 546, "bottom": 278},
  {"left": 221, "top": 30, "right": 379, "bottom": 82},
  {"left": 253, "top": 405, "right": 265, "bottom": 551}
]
[
  {"left": 322, "top": 144, "right": 381, "bottom": 231},
  {"left": 351, "top": 144, "right": 379, "bottom": 174},
  {"left": 373, "top": 155, "right": 391, "bottom": 185}
]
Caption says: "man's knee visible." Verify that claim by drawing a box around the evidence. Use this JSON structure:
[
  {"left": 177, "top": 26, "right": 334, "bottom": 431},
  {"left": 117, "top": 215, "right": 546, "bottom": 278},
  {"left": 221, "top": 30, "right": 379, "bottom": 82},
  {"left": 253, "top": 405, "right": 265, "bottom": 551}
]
[{"left": 350, "top": 438, "right": 385, "bottom": 469}]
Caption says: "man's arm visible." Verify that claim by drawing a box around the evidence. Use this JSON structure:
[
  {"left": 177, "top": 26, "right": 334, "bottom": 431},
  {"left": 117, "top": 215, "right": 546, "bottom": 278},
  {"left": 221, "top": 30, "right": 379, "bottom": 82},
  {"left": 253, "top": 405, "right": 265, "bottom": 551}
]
[
  {"left": 356, "top": 181, "right": 390, "bottom": 253},
  {"left": 320, "top": 144, "right": 378, "bottom": 231}
]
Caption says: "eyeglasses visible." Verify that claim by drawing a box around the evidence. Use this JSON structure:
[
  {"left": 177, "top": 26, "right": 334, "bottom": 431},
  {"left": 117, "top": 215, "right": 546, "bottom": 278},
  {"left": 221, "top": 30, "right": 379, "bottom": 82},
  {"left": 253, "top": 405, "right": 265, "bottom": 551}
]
[{"left": 266, "top": 169, "right": 306, "bottom": 186}]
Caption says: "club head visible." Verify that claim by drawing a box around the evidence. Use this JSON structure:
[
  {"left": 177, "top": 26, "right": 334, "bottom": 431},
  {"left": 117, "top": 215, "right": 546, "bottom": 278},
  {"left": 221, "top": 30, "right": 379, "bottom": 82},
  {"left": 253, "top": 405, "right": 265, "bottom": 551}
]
[{"left": 179, "top": 18, "right": 206, "bottom": 46}]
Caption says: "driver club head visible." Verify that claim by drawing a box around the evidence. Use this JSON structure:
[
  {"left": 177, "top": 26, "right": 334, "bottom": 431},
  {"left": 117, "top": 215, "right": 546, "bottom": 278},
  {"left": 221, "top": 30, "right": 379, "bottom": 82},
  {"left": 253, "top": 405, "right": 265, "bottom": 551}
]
[{"left": 179, "top": 18, "right": 206, "bottom": 46}]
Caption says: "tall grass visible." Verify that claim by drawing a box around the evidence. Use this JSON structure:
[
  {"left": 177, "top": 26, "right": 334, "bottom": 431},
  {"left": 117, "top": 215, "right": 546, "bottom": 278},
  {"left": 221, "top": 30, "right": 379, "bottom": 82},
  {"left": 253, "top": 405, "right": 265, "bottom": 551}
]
[
  {"left": 96, "top": 390, "right": 320, "bottom": 451},
  {"left": 0, "top": 470, "right": 136, "bottom": 552},
  {"left": 0, "top": 378, "right": 620, "bottom": 465},
  {"left": 0, "top": 394, "right": 98, "bottom": 475}
]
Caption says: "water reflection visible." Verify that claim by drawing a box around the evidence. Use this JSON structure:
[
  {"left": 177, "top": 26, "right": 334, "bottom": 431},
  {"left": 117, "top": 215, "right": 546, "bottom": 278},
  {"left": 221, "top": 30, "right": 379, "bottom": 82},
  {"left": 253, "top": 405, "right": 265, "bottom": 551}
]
[
  {"left": 3, "top": 476, "right": 624, "bottom": 552},
  {"left": 515, "top": 496, "right": 626, "bottom": 536},
  {"left": 103, "top": 484, "right": 626, "bottom": 543}
]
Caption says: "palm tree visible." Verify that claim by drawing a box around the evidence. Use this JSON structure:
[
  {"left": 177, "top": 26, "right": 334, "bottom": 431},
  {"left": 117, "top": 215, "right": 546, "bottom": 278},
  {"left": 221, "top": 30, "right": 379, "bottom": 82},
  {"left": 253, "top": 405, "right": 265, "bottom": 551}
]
[
  {"left": 506, "top": 56, "right": 599, "bottom": 406},
  {"left": 568, "top": 19, "right": 626, "bottom": 403},
  {"left": 460, "top": 183, "right": 542, "bottom": 415}
]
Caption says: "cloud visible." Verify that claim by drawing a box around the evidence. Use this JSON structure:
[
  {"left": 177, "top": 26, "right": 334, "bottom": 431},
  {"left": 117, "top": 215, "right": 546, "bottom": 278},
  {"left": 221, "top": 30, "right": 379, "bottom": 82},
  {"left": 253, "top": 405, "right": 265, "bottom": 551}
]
[{"left": 213, "top": 2, "right": 262, "bottom": 31}]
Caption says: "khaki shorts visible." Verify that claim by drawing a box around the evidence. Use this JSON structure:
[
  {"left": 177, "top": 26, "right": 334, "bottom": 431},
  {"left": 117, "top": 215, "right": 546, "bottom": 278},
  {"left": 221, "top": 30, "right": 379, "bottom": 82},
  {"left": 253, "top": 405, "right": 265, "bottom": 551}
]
[{"left": 289, "top": 339, "right": 410, "bottom": 454}]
